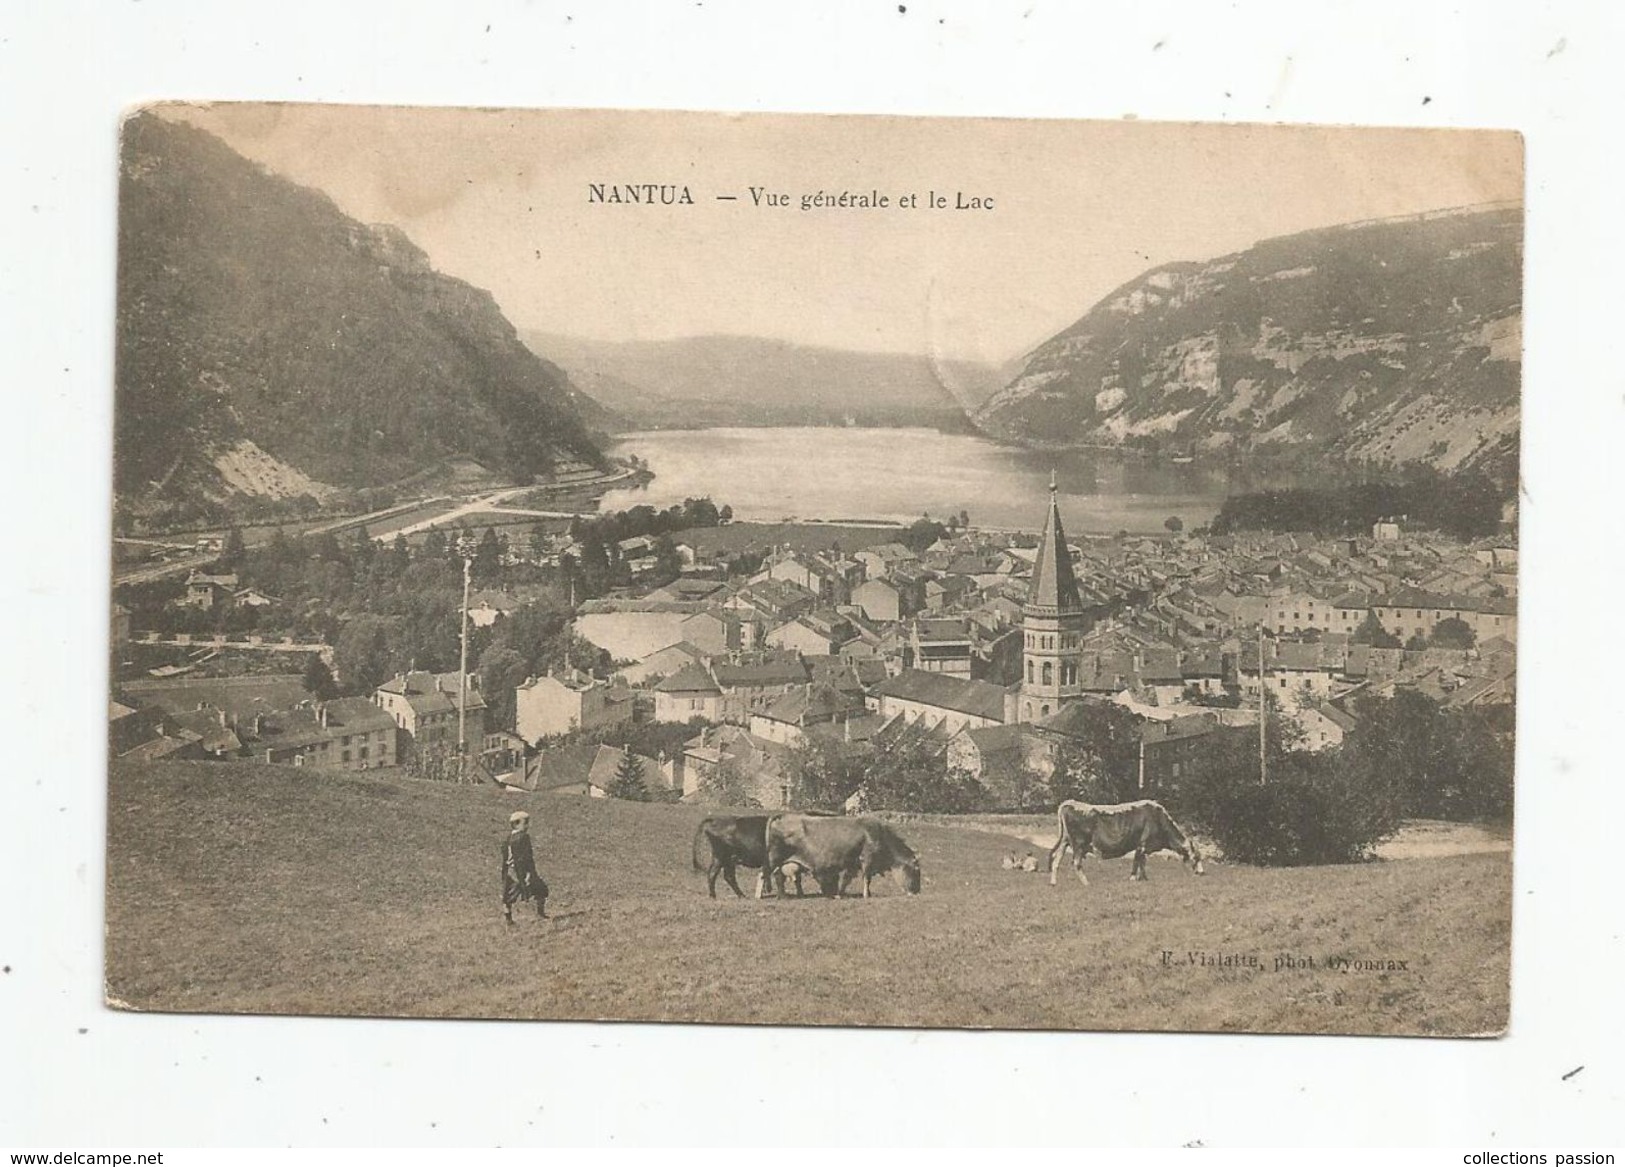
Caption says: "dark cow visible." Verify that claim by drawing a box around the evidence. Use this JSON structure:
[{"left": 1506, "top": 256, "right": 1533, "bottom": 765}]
[
  {"left": 1047, "top": 799, "right": 1205, "bottom": 886},
  {"left": 761, "top": 814, "right": 922, "bottom": 899},
  {"left": 690, "top": 814, "right": 806, "bottom": 899}
]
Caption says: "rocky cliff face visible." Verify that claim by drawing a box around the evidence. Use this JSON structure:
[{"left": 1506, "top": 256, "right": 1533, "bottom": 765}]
[
  {"left": 115, "top": 111, "right": 604, "bottom": 509},
  {"left": 973, "top": 206, "right": 1522, "bottom": 477}
]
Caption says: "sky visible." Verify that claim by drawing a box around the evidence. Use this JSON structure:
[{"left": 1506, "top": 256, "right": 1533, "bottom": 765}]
[{"left": 165, "top": 104, "right": 1522, "bottom": 365}]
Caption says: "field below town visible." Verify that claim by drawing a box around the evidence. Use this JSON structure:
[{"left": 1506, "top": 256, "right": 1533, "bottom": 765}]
[{"left": 106, "top": 761, "right": 1510, "bottom": 1036}]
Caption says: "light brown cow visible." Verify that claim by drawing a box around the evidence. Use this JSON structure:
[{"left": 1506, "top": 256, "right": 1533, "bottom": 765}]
[{"left": 1047, "top": 799, "right": 1204, "bottom": 886}]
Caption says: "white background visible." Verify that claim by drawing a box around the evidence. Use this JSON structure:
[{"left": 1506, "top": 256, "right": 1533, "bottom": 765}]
[{"left": 3, "top": 0, "right": 1623, "bottom": 1148}]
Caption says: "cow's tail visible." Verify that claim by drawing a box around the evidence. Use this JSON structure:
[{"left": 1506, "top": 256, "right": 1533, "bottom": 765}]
[{"left": 691, "top": 819, "right": 711, "bottom": 873}]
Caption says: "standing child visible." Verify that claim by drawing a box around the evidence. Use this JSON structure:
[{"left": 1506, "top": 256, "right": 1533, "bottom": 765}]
[{"left": 500, "top": 810, "right": 549, "bottom": 925}]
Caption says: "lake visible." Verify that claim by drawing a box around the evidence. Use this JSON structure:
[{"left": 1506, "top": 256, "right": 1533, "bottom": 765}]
[{"left": 596, "top": 427, "right": 1231, "bottom": 533}]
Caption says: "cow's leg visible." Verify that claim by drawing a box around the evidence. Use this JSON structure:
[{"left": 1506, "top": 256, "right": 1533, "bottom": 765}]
[
  {"left": 719, "top": 861, "right": 747, "bottom": 899},
  {"left": 1048, "top": 837, "right": 1067, "bottom": 887},
  {"left": 1131, "top": 847, "right": 1147, "bottom": 881},
  {"left": 706, "top": 858, "right": 721, "bottom": 898},
  {"left": 1073, "top": 842, "right": 1090, "bottom": 887}
]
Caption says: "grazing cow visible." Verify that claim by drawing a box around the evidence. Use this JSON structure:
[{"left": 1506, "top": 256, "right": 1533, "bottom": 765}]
[
  {"left": 690, "top": 814, "right": 805, "bottom": 899},
  {"left": 761, "top": 814, "right": 922, "bottom": 899},
  {"left": 1047, "top": 799, "right": 1205, "bottom": 886}
]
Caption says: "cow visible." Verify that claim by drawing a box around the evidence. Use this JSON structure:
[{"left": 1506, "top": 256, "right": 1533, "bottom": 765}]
[
  {"left": 1047, "top": 799, "right": 1205, "bottom": 886},
  {"left": 761, "top": 814, "right": 922, "bottom": 899},
  {"left": 690, "top": 814, "right": 806, "bottom": 899}
]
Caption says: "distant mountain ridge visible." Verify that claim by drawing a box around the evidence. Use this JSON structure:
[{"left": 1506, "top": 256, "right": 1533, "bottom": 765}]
[
  {"left": 115, "top": 112, "right": 605, "bottom": 512},
  {"left": 973, "top": 205, "right": 1523, "bottom": 478},
  {"left": 521, "top": 331, "right": 1003, "bottom": 429}
]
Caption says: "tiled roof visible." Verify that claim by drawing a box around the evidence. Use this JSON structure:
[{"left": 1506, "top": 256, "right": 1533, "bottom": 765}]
[
  {"left": 586, "top": 745, "right": 661, "bottom": 791},
  {"left": 962, "top": 723, "right": 1024, "bottom": 754},
  {"left": 255, "top": 697, "right": 397, "bottom": 750},
  {"left": 711, "top": 659, "right": 809, "bottom": 688},
  {"left": 526, "top": 742, "right": 600, "bottom": 790},
  {"left": 376, "top": 670, "right": 486, "bottom": 713},
  {"left": 654, "top": 663, "right": 722, "bottom": 695},
  {"left": 757, "top": 684, "right": 858, "bottom": 725},
  {"left": 872, "top": 669, "right": 1009, "bottom": 722},
  {"left": 914, "top": 617, "right": 971, "bottom": 642}
]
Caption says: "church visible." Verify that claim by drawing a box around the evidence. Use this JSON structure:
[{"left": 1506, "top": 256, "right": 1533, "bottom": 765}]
[{"left": 1018, "top": 475, "right": 1089, "bottom": 723}]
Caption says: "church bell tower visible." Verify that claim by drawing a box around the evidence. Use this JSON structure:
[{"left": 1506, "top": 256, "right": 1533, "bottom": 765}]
[{"left": 1020, "top": 472, "right": 1087, "bottom": 722}]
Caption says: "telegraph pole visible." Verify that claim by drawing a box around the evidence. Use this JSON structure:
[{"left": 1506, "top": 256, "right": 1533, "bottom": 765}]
[
  {"left": 1258, "top": 622, "right": 1268, "bottom": 786},
  {"left": 457, "top": 533, "right": 476, "bottom": 783}
]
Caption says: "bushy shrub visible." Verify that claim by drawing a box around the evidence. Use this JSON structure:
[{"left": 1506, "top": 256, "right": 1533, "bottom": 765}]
[
  {"left": 1187, "top": 764, "right": 1401, "bottom": 866},
  {"left": 1179, "top": 716, "right": 1402, "bottom": 866}
]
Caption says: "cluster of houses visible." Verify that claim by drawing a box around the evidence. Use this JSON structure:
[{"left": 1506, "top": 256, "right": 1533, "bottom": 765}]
[
  {"left": 506, "top": 496, "right": 1518, "bottom": 807},
  {"left": 113, "top": 497, "right": 1518, "bottom": 810},
  {"left": 176, "top": 570, "right": 277, "bottom": 613},
  {"left": 110, "top": 668, "right": 524, "bottom": 780}
]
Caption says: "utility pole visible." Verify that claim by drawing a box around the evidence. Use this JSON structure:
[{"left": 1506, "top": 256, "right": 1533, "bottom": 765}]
[
  {"left": 1258, "top": 622, "right": 1268, "bottom": 786},
  {"left": 457, "top": 533, "right": 476, "bottom": 783}
]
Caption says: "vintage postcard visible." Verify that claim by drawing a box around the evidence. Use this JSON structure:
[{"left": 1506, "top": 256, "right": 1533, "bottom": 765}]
[{"left": 106, "top": 105, "right": 1520, "bottom": 1035}]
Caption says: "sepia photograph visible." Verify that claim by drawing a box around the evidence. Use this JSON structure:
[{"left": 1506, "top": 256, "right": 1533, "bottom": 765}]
[{"left": 104, "top": 104, "right": 1522, "bottom": 1037}]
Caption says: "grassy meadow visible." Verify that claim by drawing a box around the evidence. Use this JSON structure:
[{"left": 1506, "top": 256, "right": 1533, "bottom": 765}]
[{"left": 105, "top": 760, "right": 1510, "bottom": 1035}]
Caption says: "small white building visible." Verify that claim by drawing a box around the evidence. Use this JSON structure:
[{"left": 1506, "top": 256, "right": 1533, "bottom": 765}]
[{"left": 514, "top": 668, "right": 634, "bottom": 744}]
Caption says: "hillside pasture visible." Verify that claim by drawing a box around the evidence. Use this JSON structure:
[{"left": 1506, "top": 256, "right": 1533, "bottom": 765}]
[{"left": 106, "top": 761, "right": 1510, "bottom": 1035}]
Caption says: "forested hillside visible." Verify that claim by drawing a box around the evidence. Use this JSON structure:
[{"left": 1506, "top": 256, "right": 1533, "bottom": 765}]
[
  {"left": 975, "top": 206, "right": 1522, "bottom": 482},
  {"left": 116, "top": 111, "right": 604, "bottom": 518}
]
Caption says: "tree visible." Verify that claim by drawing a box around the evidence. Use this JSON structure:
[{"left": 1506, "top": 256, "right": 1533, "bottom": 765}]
[
  {"left": 718, "top": 504, "right": 734, "bottom": 524},
  {"left": 302, "top": 654, "right": 338, "bottom": 702},
  {"left": 475, "top": 645, "right": 528, "bottom": 732},
  {"left": 1164, "top": 515, "right": 1184, "bottom": 534},
  {"left": 981, "top": 754, "right": 1046, "bottom": 813},
  {"left": 350, "top": 526, "right": 377, "bottom": 572},
  {"left": 653, "top": 533, "right": 683, "bottom": 582},
  {"left": 783, "top": 733, "right": 866, "bottom": 811},
  {"left": 606, "top": 750, "right": 651, "bottom": 801},
  {"left": 1342, "top": 690, "right": 1511, "bottom": 821},
  {"left": 1041, "top": 703, "right": 1143, "bottom": 804},
  {"left": 699, "top": 755, "right": 759, "bottom": 807},
  {"left": 1404, "top": 632, "right": 1429, "bottom": 652},
  {"left": 1179, "top": 710, "right": 1401, "bottom": 866},
  {"left": 474, "top": 526, "right": 504, "bottom": 583},
  {"left": 333, "top": 615, "right": 401, "bottom": 696},
  {"left": 1351, "top": 610, "right": 1402, "bottom": 649},
  {"left": 860, "top": 733, "right": 989, "bottom": 813},
  {"left": 1429, "top": 616, "right": 1477, "bottom": 650},
  {"left": 587, "top": 717, "right": 713, "bottom": 768},
  {"left": 900, "top": 517, "right": 947, "bottom": 553},
  {"left": 220, "top": 525, "right": 246, "bottom": 568}
]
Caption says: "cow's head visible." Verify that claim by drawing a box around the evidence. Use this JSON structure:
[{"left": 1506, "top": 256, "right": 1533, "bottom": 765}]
[
  {"left": 1185, "top": 837, "right": 1205, "bottom": 876},
  {"left": 898, "top": 855, "right": 922, "bottom": 895}
]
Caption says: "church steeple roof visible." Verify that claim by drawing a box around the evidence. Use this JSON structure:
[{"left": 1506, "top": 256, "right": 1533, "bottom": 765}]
[{"left": 1028, "top": 471, "right": 1083, "bottom": 615}]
